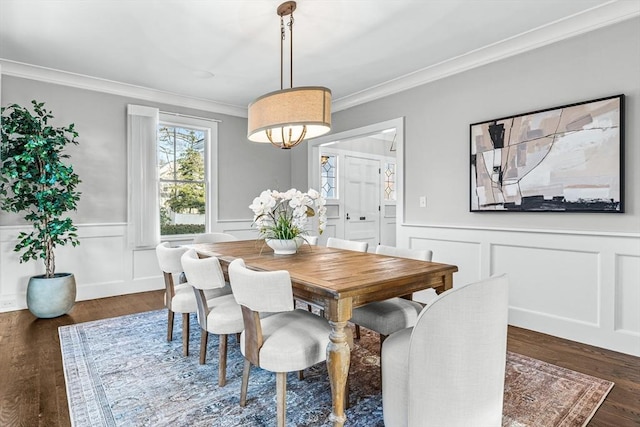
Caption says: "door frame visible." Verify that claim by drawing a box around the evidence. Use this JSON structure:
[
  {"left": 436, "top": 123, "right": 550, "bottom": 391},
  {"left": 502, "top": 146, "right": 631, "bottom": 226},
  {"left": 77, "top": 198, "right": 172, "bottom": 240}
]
[{"left": 307, "top": 117, "right": 405, "bottom": 241}]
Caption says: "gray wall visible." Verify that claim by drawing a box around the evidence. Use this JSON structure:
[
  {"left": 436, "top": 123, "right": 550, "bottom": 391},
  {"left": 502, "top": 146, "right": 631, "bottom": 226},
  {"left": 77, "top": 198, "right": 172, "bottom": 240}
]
[
  {"left": 295, "top": 17, "right": 639, "bottom": 234},
  {"left": 0, "top": 76, "right": 291, "bottom": 225}
]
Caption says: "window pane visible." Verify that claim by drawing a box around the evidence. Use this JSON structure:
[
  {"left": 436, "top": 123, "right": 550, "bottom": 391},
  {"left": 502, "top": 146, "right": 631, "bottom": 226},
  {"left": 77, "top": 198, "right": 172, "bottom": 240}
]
[
  {"left": 159, "top": 182, "right": 206, "bottom": 235},
  {"left": 158, "top": 124, "right": 207, "bottom": 236},
  {"left": 158, "top": 126, "right": 176, "bottom": 180},
  {"left": 384, "top": 162, "right": 396, "bottom": 201},
  {"left": 321, "top": 155, "right": 337, "bottom": 199}
]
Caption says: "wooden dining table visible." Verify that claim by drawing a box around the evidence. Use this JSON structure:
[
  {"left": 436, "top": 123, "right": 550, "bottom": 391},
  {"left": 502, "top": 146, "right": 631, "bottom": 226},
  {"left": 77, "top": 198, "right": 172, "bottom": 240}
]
[{"left": 190, "top": 239, "right": 458, "bottom": 427}]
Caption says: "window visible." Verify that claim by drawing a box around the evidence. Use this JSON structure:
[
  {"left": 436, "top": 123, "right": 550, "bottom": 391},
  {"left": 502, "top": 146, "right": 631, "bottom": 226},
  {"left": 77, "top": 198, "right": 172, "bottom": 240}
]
[
  {"left": 384, "top": 162, "right": 396, "bottom": 201},
  {"left": 320, "top": 154, "right": 337, "bottom": 199},
  {"left": 156, "top": 113, "right": 218, "bottom": 237}
]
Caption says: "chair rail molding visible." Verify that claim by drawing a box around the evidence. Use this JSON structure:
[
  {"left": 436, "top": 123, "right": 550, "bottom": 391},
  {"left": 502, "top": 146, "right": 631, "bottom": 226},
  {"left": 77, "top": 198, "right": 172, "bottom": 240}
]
[{"left": 398, "top": 223, "right": 640, "bottom": 357}]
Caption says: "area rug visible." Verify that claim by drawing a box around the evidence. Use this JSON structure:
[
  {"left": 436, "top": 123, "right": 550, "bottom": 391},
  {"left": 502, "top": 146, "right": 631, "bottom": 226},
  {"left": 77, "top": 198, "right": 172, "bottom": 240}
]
[{"left": 59, "top": 310, "right": 613, "bottom": 427}]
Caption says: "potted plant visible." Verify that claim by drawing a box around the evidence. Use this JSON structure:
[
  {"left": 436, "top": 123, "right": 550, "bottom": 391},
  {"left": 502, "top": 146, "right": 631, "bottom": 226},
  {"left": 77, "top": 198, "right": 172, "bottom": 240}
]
[
  {"left": 249, "top": 188, "right": 326, "bottom": 254},
  {"left": 0, "top": 100, "right": 81, "bottom": 318}
]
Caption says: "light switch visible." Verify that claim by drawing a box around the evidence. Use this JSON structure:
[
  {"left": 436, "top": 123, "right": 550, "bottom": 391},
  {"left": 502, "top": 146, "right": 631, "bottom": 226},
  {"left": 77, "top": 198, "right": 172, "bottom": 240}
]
[{"left": 419, "top": 196, "right": 426, "bottom": 208}]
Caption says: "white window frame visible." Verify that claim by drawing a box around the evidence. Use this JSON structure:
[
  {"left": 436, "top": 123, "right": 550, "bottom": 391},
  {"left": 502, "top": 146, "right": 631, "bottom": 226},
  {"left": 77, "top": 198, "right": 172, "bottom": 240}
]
[{"left": 158, "top": 113, "right": 218, "bottom": 242}]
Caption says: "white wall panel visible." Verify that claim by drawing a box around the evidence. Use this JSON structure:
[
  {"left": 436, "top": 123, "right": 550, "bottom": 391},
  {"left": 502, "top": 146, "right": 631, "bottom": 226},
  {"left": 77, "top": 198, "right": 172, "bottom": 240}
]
[
  {"left": 0, "top": 221, "right": 255, "bottom": 313},
  {"left": 410, "top": 236, "right": 481, "bottom": 287},
  {"left": 132, "top": 249, "right": 160, "bottom": 280},
  {"left": 410, "top": 236, "right": 481, "bottom": 304},
  {"left": 492, "top": 244, "right": 599, "bottom": 325},
  {"left": 399, "top": 224, "right": 640, "bottom": 356},
  {"left": 56, "top": 236, "right": 125, "bottom": 285},
  {"left": 615, "top": 254, "right": 640, "bottom": 335}
]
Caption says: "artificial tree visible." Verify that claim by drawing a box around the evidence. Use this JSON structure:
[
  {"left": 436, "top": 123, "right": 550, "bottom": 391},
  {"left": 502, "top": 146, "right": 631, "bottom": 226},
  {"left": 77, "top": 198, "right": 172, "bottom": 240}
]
[{"left": 0, "top": 100, "right": 81, "bottom": 279}]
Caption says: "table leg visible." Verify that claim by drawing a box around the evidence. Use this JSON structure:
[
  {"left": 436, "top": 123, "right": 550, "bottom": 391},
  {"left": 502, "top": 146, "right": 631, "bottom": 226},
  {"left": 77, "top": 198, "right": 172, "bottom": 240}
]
[{"left": 327, "top": 319, "right": 350, "bottom": 426}]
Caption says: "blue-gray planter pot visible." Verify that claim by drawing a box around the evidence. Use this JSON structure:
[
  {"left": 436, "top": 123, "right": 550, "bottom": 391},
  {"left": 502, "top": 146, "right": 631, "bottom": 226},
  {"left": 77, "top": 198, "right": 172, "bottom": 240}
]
[{"left": 27, "top": 273, "right": 77, "bottom": 318}]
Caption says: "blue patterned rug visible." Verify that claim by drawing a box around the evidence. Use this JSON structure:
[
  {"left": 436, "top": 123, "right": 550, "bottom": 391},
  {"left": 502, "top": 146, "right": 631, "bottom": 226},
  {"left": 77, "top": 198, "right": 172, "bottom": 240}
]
[{"left": 59, "top": 310, "right": 613, "bottom": 426}]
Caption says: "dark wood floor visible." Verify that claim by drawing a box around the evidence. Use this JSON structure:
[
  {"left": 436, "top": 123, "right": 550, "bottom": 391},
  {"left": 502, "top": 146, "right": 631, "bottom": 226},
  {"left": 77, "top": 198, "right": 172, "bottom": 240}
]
[{"left": 0, "top": 290, "right": 638, "bottom": 426}]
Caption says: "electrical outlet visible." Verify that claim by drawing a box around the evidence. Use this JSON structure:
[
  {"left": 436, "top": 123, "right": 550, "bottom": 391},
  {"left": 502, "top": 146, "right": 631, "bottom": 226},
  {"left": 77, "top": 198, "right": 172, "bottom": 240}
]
[{"left": 419, "top": 196, "right": 427, "bottom": 208}]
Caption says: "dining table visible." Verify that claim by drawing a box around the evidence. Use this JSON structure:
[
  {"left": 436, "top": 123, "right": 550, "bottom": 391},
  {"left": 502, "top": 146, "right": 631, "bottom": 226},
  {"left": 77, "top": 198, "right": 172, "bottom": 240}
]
[{"left": 190, "top": 239, "right": 458, "bottom": 427}]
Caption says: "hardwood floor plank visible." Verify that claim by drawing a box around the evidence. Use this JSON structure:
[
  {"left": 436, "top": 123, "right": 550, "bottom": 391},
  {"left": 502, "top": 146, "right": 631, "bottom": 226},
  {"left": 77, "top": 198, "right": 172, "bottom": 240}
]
[{"left": 0, "top": 291, "right": 637, "bottom": 426}]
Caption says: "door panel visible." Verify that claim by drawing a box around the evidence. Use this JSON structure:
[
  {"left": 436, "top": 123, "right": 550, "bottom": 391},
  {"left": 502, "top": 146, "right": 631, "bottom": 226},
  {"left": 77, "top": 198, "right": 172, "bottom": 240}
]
[{"left": 344, "top": 156, "right": 380, "bottom": 248}]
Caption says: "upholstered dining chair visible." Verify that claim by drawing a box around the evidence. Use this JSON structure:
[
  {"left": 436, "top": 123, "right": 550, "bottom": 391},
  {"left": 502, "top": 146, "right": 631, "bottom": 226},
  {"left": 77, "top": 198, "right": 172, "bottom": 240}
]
[
  {"left": 304, "top": 235, "right": 319, "bottom": 245},
  {"left": 228, "top": 258, "right": 332, "bottom": 427},
  {"left": 192, "top": 232, "right": 239, "bottom": 244},
  {"left": 180, "top": 249, "right": 242, "bottom": 386},
  {"left": 351, "top": 245, "right": 433, "bottom": 347},
  {"left": 381, "top": 274, "right": 509, "bottom": 427},
  {"left": 155, "top": 242, "right": 200, "bottom": 356},
  {"left": 326, "top": 237, "right": 369, "bottom": 252}
]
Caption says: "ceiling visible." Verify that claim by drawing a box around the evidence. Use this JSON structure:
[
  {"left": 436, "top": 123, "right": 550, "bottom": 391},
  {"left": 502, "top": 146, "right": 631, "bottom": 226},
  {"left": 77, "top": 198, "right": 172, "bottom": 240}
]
[{"left": 0, "top": 1, "right": 637, "bottom": 116}]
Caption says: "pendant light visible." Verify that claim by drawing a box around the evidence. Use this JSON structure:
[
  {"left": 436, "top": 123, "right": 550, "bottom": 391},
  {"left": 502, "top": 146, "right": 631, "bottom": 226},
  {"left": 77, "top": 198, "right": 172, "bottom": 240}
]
[{"left": 247, "top": 1, "right": 332, "bottom": 149}]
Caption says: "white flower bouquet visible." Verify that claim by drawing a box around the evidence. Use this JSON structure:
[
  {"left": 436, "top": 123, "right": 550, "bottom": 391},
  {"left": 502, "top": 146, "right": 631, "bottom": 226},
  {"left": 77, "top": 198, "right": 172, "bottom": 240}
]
[{"left": 249, "top": 188, "right": 327, "bottom": 241}]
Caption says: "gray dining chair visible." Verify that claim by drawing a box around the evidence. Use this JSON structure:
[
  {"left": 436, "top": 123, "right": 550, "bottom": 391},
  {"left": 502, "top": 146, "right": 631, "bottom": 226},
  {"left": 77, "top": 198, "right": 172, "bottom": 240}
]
[
  {"left": 228, "top": 258, "right": 332, "bottom": 427},
  {"left": 382, "top": 274, "right": 509, "bottom": 426},
  {"left": 181, "top": 249, "right": 241, "bottom": 386},
  {"left": 350, "top": 244, "right": 432, "bottom": 349}
]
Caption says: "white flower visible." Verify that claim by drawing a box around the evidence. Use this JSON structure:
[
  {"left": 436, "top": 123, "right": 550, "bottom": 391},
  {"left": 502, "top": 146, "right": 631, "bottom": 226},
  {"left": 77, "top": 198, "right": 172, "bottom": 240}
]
[
  {"left": 307, "top": 188, "right": 320, "bottom": 199},
  {"left": 250, "top": 187, "right": 327, "bottom": 240}
]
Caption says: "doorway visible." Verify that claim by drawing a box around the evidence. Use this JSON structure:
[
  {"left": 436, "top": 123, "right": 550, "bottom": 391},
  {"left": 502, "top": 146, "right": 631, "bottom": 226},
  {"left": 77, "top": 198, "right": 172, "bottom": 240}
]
[{"left": 307, "top": 118, "right": 404, "bottom": 248}]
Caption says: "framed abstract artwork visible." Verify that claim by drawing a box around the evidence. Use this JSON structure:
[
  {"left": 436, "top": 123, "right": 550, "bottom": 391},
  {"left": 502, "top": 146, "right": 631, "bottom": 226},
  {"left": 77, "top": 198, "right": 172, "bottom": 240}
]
[{"left": 470, "top": 94, "right": 624, "bottom": 212}]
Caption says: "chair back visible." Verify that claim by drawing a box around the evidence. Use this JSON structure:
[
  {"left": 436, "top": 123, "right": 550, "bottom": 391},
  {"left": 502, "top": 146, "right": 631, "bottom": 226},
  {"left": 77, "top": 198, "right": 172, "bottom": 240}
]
[
  {"left": 375, "top": 244, "right": 433, "bottom": 261},
  {"left": 326, "top": 237, "right": 368, "bottom": 252},
  {"left": 407, "top": 274, "right": 509, "bottom": 426},
  {"left": 228, "top": 259, "right": 294, "bottom": 313},
  {"left": 155, "top": 242, "right": 188, "bottom": 274},
  {"left": 180, "top": 249, "right": 226, "bottom": 290},
  {"left": 193, "top": 232, "right": 239, "bottom": 244},
  {"left": 305, "top": 235, "right": 319, "bottom": 245}
]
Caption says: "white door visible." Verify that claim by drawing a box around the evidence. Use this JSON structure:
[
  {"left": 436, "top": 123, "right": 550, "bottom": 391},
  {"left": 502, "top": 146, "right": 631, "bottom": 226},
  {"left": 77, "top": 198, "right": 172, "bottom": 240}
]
[{"left": 343, "top": 156, "right": 380, "bottom": 248}]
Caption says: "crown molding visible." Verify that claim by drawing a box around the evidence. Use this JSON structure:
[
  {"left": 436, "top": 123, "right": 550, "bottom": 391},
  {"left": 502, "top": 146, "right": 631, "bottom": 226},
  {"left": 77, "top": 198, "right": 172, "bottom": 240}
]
[
  {"left": 1, "top": 1, "right": 637, "bottom": 116},
  {"left": 0, "top": 59, "right": 248, "bottom": 118},
  {"left": 332, "top": 0, "right": 640, "bottom": 112}
]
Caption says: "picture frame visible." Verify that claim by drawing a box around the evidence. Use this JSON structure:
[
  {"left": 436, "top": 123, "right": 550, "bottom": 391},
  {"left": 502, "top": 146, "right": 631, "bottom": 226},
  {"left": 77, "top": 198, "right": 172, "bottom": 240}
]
[{"left": 470, "top": 94, "right": 624, "bottom": 212}]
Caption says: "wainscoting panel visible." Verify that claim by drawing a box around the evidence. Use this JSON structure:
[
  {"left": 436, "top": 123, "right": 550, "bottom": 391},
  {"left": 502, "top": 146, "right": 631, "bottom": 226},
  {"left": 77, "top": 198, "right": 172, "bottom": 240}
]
[
  {"left": 132, "top": 249, "right": 160, "bottom": 280},
  {"left": 410, "top": 236, "right": 482, "bottom": 286},
  {"left": 399, "top": 224, "right": 640, "bottom": 357},
  {"left": 615, "top": 254, "right": 640, "bottom": 335},
  {"left": 492, "top": 244, "right": 599, "bottom": 325},
  {"left": 0, "top": 221, "right": 256, "bottom": 313},
  {"left": 410, "top": 236, "right": 481, "bottom": 304}
]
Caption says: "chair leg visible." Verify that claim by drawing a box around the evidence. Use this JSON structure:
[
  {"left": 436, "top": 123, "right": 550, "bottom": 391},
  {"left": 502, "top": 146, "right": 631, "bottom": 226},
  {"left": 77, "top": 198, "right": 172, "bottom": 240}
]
[
  {"left": 240, "top": 359, "right": 251, "bottom": 407},
  {"left": 218, "top": 334, "right": 228, "bottom": 387},
  {"left": 199, "top": 328, "right": 208, "bottom": 365},
  {"left": 297, "top": 370, "right": 304, "bottom": 380},
  {"left": 167, "top": 310, "right": 175, "bottom": 341},
  {"left": 276, "top": 372, "right": 287, "bottom": 427},
  {"left": 182, "top": 313, "right": 190, "bottom": 357},
  {"left": 355, "top": 324, "right": 361, "bottom": 340}
]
